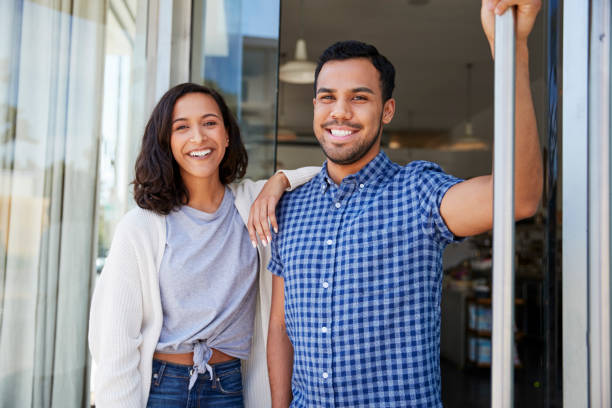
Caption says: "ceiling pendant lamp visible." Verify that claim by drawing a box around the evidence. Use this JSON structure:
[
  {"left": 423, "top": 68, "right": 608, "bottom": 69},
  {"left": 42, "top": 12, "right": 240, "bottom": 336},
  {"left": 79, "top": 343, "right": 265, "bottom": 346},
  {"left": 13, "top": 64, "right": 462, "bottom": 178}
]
[
  {"left": 279, "top": 38, "right": 317, "bottom": 84},
  {"left": 444, "top": 63, "right": 489, "bottom": 151},
  {"left": 279, "top": 0, "right": 316, "bottom": 84}
]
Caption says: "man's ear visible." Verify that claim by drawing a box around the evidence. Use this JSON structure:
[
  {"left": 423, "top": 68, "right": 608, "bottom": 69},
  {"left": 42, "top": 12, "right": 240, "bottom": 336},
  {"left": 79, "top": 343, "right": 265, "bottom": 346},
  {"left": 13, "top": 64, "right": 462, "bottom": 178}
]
[
  {"left": 382, "top": 98, "right": 396, "bottom": 124},
  {"left": 313, "top": 98, "right": 316, "bottom": 107}
]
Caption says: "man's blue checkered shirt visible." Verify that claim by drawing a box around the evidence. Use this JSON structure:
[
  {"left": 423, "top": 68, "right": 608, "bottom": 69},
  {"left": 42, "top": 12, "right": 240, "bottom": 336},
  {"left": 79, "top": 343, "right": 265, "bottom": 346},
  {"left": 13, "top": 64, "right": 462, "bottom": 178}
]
[{"left": 269, "top": 151, "right": 463, "bottom": 407}]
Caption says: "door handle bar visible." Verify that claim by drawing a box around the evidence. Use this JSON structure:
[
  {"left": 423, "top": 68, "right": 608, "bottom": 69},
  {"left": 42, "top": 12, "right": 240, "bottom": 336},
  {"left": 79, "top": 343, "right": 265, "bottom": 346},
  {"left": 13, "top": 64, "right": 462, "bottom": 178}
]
[{"left": 491, "top": 8, "right": 516, "bottom": 408}]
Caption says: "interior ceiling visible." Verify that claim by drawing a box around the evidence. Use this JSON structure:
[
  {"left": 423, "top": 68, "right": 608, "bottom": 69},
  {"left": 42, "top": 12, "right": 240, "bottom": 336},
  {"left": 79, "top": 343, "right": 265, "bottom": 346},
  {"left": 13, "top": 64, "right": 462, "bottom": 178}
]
[{"left": 278, "top": 0, "right": 544, "bottom": 136}]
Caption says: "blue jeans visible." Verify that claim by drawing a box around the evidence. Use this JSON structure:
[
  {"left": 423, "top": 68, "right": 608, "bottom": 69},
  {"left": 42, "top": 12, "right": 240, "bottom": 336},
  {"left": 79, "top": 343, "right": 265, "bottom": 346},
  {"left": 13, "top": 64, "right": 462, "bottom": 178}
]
[{"left": 147, "top": 358, "right": 244, "bottom": 408}]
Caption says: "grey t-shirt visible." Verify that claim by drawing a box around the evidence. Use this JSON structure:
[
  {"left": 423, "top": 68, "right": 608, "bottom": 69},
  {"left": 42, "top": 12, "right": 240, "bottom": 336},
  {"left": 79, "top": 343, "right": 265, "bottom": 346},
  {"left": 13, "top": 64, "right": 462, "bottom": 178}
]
[{"left": 156, "top": 187, "right": 258, "bottom": 386}]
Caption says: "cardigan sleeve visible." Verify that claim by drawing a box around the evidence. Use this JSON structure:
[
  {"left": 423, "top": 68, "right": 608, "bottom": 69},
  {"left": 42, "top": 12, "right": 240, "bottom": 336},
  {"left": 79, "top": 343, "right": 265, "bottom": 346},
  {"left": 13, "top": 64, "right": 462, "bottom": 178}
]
[
  {"left": 88, "top": 219, "right": 145, "bottom": 408},
  {"left": 277, "top": 166, "right": 320, "bottom": 191},
  {"left": 231, "top": 166, "right": 321, "bottom": 208}
]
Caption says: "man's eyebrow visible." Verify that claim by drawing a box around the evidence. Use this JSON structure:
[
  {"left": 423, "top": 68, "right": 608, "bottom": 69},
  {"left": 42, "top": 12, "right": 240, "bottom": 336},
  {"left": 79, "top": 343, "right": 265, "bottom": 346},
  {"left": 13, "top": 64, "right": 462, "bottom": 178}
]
[
  {"left": 316, "top": 87, "right": 336, "bottom": 95},
  {"left": 352, "top": 87, "right": 375, "bottom": 94},
  {"left": 172, "top": 113, "right": 220, "bottom": 124}
]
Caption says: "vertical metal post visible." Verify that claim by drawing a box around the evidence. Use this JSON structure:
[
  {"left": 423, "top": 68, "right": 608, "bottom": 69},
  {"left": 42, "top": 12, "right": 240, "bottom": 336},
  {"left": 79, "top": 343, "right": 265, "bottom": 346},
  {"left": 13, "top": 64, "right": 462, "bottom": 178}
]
[
  {"left": 145, "top": 0, "right": 174, "bottom": 112},
  {"left": 589, "top": 0, "right": 611, "bottom": 406},
  {"left": 562, "top": 1, "right": 589, "bottom": 406},
  {"left": 170, "top": 0, "right": 193, "bottom": 85},
  {"left": 491, "top": 8, "right": 516, "bottom": 408}
]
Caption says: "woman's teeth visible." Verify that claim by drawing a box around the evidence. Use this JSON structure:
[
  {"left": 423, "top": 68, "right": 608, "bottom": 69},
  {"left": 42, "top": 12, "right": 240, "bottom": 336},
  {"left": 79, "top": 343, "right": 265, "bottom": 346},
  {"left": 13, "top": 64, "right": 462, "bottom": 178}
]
[
  {"left": 189, "top": 149, "right": 211, "bottom": 157},
  {"left": 330, "top": 129, "right": 353, "bottom": 137}
]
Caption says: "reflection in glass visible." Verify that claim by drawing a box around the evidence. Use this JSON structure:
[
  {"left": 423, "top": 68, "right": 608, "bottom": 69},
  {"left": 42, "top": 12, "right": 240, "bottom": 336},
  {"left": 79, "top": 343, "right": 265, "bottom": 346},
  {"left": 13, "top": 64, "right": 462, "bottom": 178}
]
[
  {"left": 97, "top": 0, "right": 149, "bottom": 269},
  {"left": 191, "top": 0, "right": 281, "bottom": 180},
  {"left": 0, "top": 1, "right": 105, "bottom": 406}
]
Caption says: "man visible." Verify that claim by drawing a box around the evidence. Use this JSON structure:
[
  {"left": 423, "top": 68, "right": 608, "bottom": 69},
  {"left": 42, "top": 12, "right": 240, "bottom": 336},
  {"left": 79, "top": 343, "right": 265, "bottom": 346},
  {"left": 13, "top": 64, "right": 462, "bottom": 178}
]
[{"left": 267, "top": 0, "right": 542, "bottom": 406}]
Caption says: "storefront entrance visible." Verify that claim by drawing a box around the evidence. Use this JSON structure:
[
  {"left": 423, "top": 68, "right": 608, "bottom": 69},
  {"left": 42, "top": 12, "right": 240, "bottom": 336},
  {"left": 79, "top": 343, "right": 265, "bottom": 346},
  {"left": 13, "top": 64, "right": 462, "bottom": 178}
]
[{"left": 0, "top": 0, "right": 609, "bottom": 406}]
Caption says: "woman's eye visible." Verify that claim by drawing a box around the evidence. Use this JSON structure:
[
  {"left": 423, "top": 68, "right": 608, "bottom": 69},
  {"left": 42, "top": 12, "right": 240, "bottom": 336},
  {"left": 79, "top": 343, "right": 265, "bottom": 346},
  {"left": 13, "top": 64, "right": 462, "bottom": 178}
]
[
  {"left": 175, "top": 125, "right": 187, "bottom": 131},
  {"left": 204, "top": 121, "right": 217, "bottom": 127}
]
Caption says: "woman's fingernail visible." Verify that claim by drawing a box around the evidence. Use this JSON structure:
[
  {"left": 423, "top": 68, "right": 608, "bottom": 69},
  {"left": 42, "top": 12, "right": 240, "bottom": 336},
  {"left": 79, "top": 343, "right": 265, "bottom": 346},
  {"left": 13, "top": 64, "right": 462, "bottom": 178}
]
[
  {"left": 251, "top": 241, "right": 257, "bottom": 248},
  {"left": 267, "top": 235, "right": 272, "bottom": 243},
  {"left": 262, "top": 240, "right": 268, "bottom": 247},
  {"left": 274, "top": 227, "right": 278, "bottom": 233}
]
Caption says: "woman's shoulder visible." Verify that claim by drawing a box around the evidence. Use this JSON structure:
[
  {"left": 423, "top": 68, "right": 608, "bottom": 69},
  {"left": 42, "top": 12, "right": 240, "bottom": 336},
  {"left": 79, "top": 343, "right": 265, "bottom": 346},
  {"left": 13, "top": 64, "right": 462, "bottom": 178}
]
[
  {"left": 229, "top": 178, "right": 266, "bottom": 193},
  {"left": 228, "top": 178, "right": 266, "bottom": 202},
  {"left": 114, "top": 206, "right": 165, "bottom": 240}
]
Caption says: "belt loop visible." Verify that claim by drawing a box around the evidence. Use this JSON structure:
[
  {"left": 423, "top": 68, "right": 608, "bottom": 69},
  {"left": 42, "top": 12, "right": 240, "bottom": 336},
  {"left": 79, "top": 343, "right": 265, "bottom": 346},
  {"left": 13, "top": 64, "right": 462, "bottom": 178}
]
[{"left": 153, "top": 361, "right": 166, "bottom": 387}]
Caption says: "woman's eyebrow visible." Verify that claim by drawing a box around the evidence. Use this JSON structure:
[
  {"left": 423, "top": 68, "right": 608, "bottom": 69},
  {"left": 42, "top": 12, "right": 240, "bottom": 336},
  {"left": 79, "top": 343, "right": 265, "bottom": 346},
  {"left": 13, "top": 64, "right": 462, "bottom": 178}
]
[{"left": 172, "top": 113, "right": 220, "bottom": 124}]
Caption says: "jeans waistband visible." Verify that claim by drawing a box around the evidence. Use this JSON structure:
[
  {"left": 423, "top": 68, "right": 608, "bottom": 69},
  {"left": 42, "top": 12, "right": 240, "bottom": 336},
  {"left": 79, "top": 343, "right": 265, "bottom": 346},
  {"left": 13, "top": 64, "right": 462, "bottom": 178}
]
[{"left": 152, "top": 357, "right": 240, "bottom": 379}]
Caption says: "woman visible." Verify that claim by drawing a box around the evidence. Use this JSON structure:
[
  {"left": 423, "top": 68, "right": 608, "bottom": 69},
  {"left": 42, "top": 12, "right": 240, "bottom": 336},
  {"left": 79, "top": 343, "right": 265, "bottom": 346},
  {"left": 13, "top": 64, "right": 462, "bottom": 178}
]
[{"left": 88, "top": 83, "right": 317, "bottom": 407}]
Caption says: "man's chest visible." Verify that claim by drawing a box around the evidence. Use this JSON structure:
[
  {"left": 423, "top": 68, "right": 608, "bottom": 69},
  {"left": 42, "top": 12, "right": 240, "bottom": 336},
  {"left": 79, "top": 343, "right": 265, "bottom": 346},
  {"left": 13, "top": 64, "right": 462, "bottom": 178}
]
[{"left": 277, "top": 186, "right": 437, "bottom": 288}]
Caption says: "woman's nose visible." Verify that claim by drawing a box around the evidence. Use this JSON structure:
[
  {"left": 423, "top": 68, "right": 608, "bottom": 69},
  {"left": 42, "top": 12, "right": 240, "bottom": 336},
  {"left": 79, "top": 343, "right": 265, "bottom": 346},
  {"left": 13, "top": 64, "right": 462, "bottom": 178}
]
[{"left": 189, "top": 128, "right": 205, "bottom": 143}]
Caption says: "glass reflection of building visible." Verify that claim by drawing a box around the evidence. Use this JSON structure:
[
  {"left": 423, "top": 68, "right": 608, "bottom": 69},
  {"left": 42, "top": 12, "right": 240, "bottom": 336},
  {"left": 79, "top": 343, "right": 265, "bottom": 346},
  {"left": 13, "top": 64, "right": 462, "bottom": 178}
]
[{"left": 0, "top": 0, "right": 280, "bottom": 405}]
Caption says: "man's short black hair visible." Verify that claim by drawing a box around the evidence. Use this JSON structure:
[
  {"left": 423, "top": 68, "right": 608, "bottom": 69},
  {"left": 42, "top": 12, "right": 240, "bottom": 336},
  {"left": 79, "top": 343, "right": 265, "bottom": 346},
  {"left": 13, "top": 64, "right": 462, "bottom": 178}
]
[{"left": 314, "top": 40, "right": 396, "bottom": 102}]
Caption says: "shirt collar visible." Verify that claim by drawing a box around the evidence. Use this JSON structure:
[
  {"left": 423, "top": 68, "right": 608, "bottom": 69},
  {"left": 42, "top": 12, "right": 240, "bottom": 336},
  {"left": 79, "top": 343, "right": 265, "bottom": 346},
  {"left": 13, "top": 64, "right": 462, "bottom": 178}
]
[{"left": 317, "top": 151, "right": 394, "bottom": 193}]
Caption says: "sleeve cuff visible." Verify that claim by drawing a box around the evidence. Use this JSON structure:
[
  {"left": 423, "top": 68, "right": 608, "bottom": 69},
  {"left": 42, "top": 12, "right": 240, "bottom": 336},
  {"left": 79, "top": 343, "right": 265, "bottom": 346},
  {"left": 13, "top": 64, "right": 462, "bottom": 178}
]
[
  {"left": 267, "top": 257, "right": 283, "bottom": 277},
  {"left": 276, "top": 167, "right": 320, "bottom": 191},
  {"left": 433, "top": 179, "right": 465, "bottom": 244}
]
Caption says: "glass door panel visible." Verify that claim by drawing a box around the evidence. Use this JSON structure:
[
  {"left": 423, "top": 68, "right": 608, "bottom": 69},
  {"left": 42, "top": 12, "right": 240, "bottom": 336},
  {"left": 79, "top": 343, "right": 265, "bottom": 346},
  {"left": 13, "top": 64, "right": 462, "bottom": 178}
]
[{"left": 277, "top": 0, "right": 556, "bottom": 406}]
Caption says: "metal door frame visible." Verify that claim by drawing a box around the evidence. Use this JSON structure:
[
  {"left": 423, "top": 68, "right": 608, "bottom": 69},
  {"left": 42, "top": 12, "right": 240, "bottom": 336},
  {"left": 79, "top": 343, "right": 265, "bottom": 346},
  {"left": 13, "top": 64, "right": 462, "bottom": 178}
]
[{"left": 563, "top": 0, "right": 611, "bottom": 406}]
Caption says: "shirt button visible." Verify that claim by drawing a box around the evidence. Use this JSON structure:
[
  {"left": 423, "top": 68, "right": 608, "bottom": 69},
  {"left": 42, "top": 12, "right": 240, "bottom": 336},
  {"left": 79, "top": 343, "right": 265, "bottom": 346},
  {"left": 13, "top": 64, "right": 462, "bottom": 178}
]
[
  {"left": 322, "top": 281, "right": 329, "bottom": 288},
  {"left": 322, "top": 372, "right": 329, "bottom": 379},
  {"left": 321, "top": 326, "right": 328, "bottom": 333},
  {"left": 334, "top": 202, "right": 341, "bottom": 208},
  {"left": 359, "top": 183, "right": 365, "bottom": 189},
  {"left": 326, "top": 239, "right": 333, "bottom": 245}
]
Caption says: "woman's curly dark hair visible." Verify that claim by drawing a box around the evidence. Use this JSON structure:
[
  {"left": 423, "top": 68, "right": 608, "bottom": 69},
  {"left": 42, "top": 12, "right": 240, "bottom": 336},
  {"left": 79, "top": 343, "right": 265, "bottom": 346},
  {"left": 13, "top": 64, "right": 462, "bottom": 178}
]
[{"left": 133, "top": 83, "right": 248, "bottom": 215}]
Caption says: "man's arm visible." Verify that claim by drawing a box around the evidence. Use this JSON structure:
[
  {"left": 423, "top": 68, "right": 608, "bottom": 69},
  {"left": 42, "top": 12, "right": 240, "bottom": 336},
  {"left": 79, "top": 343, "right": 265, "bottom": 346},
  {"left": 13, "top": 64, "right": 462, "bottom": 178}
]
[
  {"left": 267, "top": 275, "right": 293, "bottom": 408},
  {"left": 440, "top": 0, "right": 543, "bottom": 237}
]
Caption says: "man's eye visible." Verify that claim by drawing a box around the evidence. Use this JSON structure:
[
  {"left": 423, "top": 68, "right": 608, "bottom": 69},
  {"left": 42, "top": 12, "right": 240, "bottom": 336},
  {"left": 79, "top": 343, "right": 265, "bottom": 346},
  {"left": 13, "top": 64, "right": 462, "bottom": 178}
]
[
  {"left": 353, "top": 95, "right": 367, "bottom": 101},
  {"left": 320, "top": 95, "right": 334, "bottom": 100}
]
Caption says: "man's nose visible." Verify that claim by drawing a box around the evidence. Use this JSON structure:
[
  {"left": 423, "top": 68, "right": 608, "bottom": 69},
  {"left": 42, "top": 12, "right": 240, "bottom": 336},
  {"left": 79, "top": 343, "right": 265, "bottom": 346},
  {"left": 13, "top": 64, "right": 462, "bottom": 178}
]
[{"left": 331, "top": 100, "right": 352, "bottom": 120}]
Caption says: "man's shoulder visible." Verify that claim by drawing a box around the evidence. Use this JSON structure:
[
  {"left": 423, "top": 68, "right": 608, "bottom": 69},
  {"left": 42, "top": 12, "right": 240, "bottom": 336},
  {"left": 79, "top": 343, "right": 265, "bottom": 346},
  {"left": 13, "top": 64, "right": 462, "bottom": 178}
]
[
  {"left": 401, "top": 160, "right": 447, "bottom": 177},
  {"left": 391, "top": 160, "right": 459, "bottom": 188}
]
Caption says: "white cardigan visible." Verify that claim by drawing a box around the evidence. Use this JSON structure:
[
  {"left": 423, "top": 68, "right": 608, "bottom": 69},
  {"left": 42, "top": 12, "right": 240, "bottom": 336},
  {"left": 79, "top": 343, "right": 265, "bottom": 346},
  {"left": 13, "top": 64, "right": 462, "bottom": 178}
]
[{"left": 88, "top": 168, "right": 318, "bottom": 408}]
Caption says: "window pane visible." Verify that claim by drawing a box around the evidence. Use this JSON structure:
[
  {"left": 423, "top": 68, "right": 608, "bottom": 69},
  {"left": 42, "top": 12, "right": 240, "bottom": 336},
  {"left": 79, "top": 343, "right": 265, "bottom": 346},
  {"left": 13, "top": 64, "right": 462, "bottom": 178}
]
[
  {"left": 0, "top": 0, "right": 149, "bottom": 406},
  {"left": 0, "top": 1, "right": 105, "bottom": 405},
  {"left": 97, "top": 0, "right": 149, "bottom": 270},
  {"left": 191, "top": 0, "right": 281, "bottom": 179}
]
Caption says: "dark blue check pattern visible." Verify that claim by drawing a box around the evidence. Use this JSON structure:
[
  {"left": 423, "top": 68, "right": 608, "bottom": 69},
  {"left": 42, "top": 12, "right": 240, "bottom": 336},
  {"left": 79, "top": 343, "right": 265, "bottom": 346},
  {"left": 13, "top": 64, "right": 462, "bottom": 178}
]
[{"left": 269, "top": 151, "right": 463, "bottom": 407}]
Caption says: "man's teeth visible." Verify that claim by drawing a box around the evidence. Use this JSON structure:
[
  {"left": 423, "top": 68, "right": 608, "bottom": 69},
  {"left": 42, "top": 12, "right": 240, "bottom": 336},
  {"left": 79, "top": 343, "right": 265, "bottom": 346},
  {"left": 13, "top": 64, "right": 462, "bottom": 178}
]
[
  {"left": 330, "top": 129, "right": 353, "bottom": 137},
  {"left": 189, "top": 149, "right": 211, "bottom": 157}
]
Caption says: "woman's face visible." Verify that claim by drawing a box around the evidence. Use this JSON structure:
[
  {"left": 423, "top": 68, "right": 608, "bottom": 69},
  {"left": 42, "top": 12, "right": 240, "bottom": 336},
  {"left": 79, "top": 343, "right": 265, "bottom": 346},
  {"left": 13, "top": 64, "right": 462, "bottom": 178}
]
[{"left": 170, "top": 92, "right": 229, "bottom": 186}]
